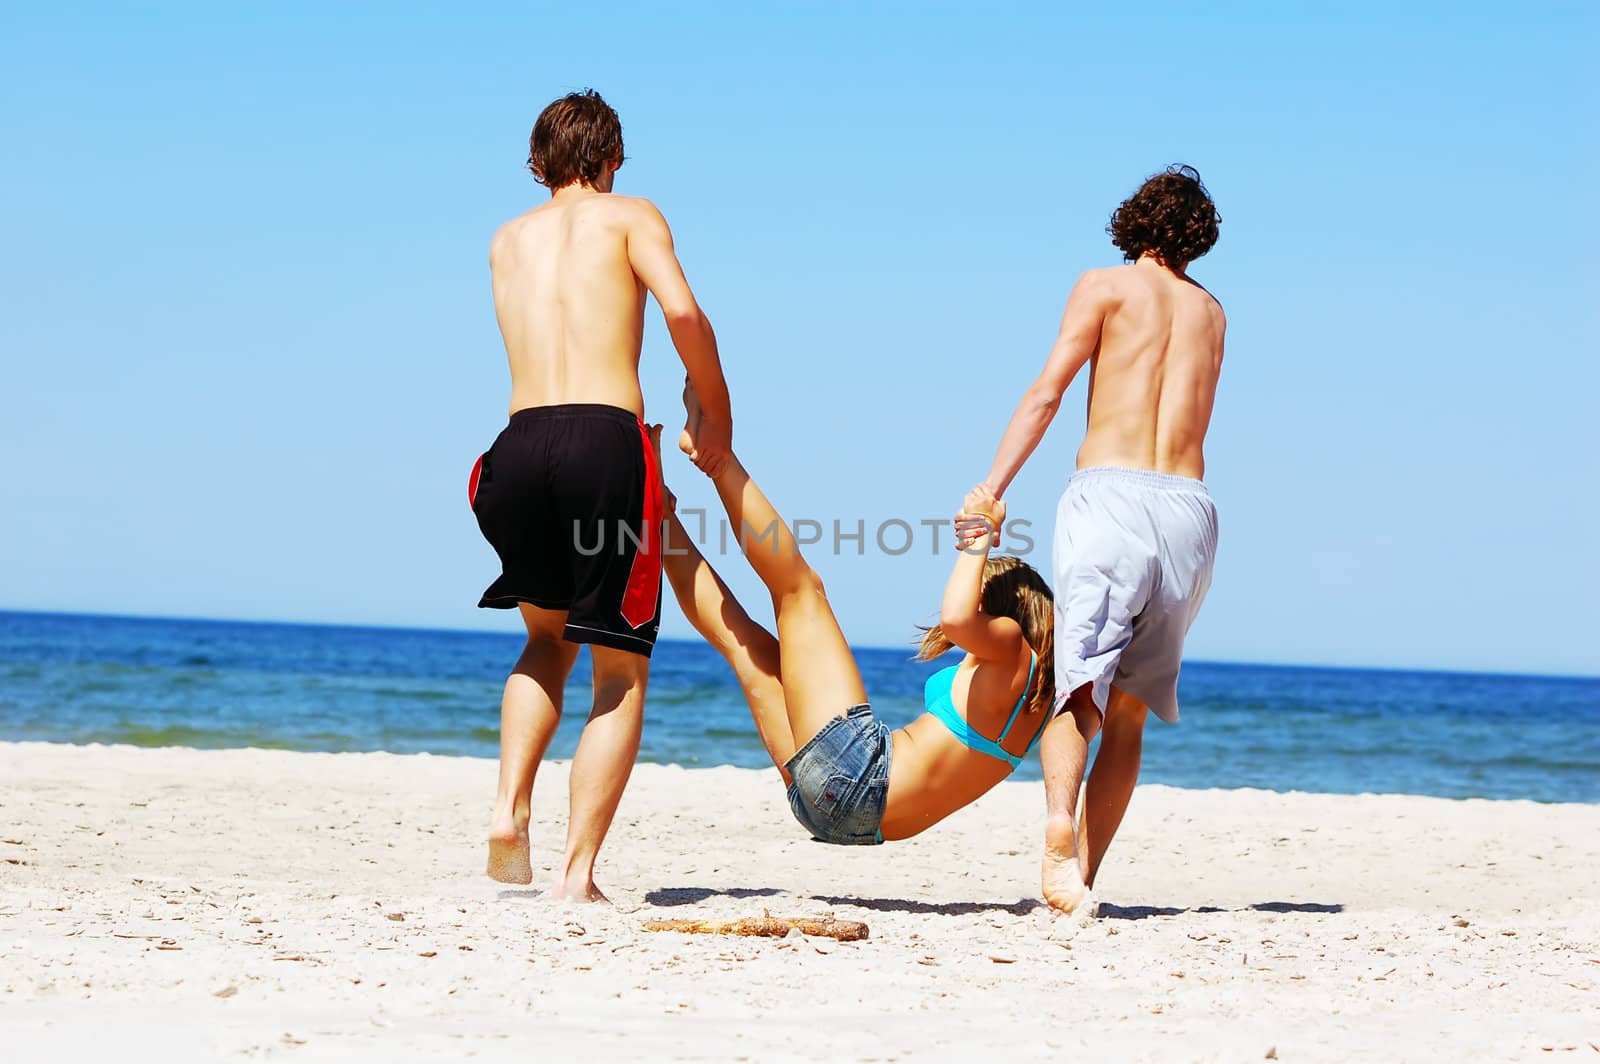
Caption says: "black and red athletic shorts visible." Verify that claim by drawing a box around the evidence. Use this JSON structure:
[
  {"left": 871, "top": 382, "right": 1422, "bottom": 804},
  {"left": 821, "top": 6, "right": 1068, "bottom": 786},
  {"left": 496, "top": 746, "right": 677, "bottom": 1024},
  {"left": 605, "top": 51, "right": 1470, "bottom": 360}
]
[{"left": 468, "top": 404, "right": 663, "bottom": 657}]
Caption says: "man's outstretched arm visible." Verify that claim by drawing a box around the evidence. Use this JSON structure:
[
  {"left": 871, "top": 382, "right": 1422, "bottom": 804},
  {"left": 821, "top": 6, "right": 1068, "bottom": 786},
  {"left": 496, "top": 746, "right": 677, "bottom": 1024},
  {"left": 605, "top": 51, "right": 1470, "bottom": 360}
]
[
  {"left": 626, "top": 200, "right": 733, "bottom": 475},
  {"left": 981, "top": 270, "right": 1109, "bottom": 497}
]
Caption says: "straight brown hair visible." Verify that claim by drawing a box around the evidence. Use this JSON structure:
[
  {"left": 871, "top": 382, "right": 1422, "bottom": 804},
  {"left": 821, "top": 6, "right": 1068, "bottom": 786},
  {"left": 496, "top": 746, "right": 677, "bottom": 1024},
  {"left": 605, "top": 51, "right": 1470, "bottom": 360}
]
[
  {"left": 527, "top": 89, "right": 624, "bottom": 190},
  {"left": 916, "top": 555, "right": 1055, "bottom": 717}
]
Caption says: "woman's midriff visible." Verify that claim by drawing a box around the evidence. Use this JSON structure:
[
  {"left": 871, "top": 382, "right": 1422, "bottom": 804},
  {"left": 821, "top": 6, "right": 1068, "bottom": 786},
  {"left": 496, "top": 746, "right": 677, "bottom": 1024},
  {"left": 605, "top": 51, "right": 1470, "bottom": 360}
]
[{"left": 879, "top": 718, "right": 1014, "bottom": 841}]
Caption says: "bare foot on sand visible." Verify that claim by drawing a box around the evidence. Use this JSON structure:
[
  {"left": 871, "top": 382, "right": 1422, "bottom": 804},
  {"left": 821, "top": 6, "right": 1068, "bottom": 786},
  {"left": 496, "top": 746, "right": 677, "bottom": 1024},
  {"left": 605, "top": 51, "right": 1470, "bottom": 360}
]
[
  {"left": 486, "top": 824, "right": 533, "bottom": 885},
  {"left": 552, "top": 871, "right": 610, "bottom": 905},
  {"left": 1041, "top": 814, "right": 1096, "bottom": 917}
]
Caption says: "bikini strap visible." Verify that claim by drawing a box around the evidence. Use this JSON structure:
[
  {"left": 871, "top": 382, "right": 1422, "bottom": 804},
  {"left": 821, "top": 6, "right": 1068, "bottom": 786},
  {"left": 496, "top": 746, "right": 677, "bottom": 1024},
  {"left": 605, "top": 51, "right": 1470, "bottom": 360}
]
[{"left": 995, "top": 650, "right": 1037, "bottom": 744}]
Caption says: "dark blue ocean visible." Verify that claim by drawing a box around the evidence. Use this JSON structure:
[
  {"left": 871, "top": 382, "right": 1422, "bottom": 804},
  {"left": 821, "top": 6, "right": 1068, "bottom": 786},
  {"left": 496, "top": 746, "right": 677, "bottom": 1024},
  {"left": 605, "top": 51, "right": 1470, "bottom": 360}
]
[{"left": 0, "top": 611, "right": 1595, "bottom": 803}]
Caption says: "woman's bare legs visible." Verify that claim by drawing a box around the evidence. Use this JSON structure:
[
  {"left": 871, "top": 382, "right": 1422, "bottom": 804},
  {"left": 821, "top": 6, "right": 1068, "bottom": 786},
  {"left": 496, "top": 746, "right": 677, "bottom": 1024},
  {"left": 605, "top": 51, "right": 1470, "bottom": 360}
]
[
  {"left": 700, "top": 452, "right": 868, "bottom": 746},
  {"left": 680, "top": 387, "right": 867, "bottom": 744},
  {"left": 661, "top": 508, "right": 796, "bottom": 778}
]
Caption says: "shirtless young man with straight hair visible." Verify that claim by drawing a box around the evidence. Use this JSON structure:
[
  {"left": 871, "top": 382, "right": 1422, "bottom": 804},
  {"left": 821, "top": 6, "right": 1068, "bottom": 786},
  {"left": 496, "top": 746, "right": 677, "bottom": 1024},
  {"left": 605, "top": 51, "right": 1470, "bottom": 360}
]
[
  {"left": 961, "top": 165, "right": 1226, "bottom": 915},
  {"left": 468, "top": 89, "right": 733, "bottom": 900}
]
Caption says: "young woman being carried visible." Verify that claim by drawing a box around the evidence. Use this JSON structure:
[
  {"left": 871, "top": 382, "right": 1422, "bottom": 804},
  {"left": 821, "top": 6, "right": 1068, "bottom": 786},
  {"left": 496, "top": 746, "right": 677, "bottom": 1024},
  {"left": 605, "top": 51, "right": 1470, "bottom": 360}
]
[{"left": 652, "top": 405, "right": 1054, "bottom": 847}]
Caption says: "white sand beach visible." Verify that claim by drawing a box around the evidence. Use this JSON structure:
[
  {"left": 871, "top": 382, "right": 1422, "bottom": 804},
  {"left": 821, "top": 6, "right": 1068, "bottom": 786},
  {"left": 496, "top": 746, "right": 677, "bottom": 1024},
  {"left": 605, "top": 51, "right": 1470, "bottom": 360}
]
[{"left": 1, "top": 741, "right": 1596, "bottom": 1061}]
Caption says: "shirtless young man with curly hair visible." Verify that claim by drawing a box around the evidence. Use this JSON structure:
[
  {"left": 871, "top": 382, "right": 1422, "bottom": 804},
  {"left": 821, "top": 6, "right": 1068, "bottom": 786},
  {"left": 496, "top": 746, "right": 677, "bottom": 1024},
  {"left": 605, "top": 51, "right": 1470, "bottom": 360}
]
[{"left": 962, "top": 165, "right": 1226, "bottom": 916}]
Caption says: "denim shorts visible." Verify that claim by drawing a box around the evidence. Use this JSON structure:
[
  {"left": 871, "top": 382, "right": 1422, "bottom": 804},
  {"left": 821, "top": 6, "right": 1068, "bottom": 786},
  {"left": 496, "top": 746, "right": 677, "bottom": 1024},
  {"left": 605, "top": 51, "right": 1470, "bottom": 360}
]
[{"left": 783, "top": 704, "right": 891, "bottom": 846}]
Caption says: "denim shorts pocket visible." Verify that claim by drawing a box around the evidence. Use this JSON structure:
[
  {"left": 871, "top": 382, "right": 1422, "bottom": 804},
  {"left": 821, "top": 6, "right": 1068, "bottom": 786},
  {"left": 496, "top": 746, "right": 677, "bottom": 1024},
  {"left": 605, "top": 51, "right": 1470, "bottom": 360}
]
[{"left": 810, "top": 773, "right": 863, "bottom": 821}]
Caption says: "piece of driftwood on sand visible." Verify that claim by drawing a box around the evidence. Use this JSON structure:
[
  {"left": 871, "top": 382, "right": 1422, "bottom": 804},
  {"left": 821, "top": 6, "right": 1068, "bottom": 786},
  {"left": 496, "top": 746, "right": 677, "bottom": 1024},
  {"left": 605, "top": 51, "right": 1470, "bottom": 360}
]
[{"left": 641, "top": 916, "right": 869, "bottom": 941}]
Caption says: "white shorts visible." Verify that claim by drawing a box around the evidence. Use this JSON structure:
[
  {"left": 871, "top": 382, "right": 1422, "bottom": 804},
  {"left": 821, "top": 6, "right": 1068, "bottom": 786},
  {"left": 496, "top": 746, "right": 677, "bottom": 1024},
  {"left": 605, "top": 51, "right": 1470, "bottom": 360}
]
[{"left": 1052, "top": 467, "right": 1218, "bottom": 723}]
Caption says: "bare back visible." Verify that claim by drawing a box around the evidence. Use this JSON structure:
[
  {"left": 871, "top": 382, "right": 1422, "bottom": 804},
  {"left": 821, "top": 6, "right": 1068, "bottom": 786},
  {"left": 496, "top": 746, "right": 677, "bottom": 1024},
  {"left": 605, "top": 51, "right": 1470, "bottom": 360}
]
[
  {"left": 1076, "top": 262, "right": 1226, "bottom": 479},
  {"left": 489, "top": 191, "right": 649, "bottom": 416}
]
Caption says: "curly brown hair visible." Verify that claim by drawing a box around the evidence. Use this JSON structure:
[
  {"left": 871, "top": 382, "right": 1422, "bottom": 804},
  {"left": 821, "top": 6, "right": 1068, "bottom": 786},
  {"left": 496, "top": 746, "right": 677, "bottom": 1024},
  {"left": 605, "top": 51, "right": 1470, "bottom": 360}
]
[
  {"left": 527, "top": 90, "right": 624, "bottom": 190},
  {"left": 1107, "top": 165, "right": 1220, "bottom": 268}
]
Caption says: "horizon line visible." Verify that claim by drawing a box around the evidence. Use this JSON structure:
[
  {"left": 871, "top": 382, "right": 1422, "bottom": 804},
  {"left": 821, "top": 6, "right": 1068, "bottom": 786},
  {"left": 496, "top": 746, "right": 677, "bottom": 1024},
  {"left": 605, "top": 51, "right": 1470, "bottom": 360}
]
[{"left": 2, "top": 605, "right": 1596, "bottom": 684}]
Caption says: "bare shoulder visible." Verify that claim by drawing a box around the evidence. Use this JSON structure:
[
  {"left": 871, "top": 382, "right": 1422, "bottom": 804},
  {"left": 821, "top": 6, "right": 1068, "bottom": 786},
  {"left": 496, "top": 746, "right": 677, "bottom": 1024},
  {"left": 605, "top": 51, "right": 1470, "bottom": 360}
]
[
  {"left": 608, "top": 194, "right": 672, "bottom": 237},
  {"left": 1179, "top": 277, "right": 1227, "bottom": 361},
  {"left": 488, "top": 208, "right": 543, "bottom": 264},
  {"left": 1076, "top": 265, "right": 1114, "bottom": 289},
  {"left": 1186, "top": 277, "right": 1226, "bottom": 327},
  {"left": 487, "top": 219, "right": 517, "bottom": 268},
  {"left": 1068, "top": 266, "right": 1121, "bottom": 303},
  {"left": 610, "top": 193, "right": 664, "bottom": 216},
  {"left": 1066, "top": 266, "right": 1134, "bottom": 318}
]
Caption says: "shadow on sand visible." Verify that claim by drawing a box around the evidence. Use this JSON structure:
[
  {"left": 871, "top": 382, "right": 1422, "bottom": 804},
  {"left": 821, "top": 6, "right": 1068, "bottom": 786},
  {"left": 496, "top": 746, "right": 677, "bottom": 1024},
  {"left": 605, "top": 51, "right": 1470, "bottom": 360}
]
[
  {"left": 1098, "top": 901, "right": 1345, "bottom": 920},
  {"left": 644, "top": 886, "right": 786, "bottom": 907},
  {"left": 810, "top": 895, "right": 1044, "bottom": 916},
  {"left": 636, "top": 890, "right": 1342, "bottom": 919}
]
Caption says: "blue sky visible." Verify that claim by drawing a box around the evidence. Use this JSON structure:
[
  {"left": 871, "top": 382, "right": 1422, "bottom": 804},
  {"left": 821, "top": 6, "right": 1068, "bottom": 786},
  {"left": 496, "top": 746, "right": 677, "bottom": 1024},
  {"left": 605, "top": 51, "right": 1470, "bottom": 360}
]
[{"left": 2, "top": 3, "right": 1595, "bottom": 675}]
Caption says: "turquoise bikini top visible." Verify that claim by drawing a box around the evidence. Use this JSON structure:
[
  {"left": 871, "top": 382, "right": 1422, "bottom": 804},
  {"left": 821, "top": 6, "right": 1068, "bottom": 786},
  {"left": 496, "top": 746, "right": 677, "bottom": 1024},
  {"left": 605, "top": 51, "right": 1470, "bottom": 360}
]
[{"left": 923, "top": 652, "right": 1042, "bottom": 770}]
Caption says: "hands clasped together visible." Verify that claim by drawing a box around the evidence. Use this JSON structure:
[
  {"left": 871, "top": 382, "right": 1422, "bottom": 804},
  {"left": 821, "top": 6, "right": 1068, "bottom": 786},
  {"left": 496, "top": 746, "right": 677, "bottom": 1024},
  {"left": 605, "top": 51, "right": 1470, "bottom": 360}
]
[{"left": 954, "top": 483, "right": 1006, "bottom": 551}]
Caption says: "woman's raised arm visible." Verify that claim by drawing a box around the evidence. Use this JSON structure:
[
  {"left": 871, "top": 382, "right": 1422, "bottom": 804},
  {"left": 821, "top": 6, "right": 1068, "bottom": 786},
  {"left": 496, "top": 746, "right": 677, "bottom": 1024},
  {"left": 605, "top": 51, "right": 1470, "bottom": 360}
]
[{"left": 938, "top": 485, "right": 1024, "bottom": 662}]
